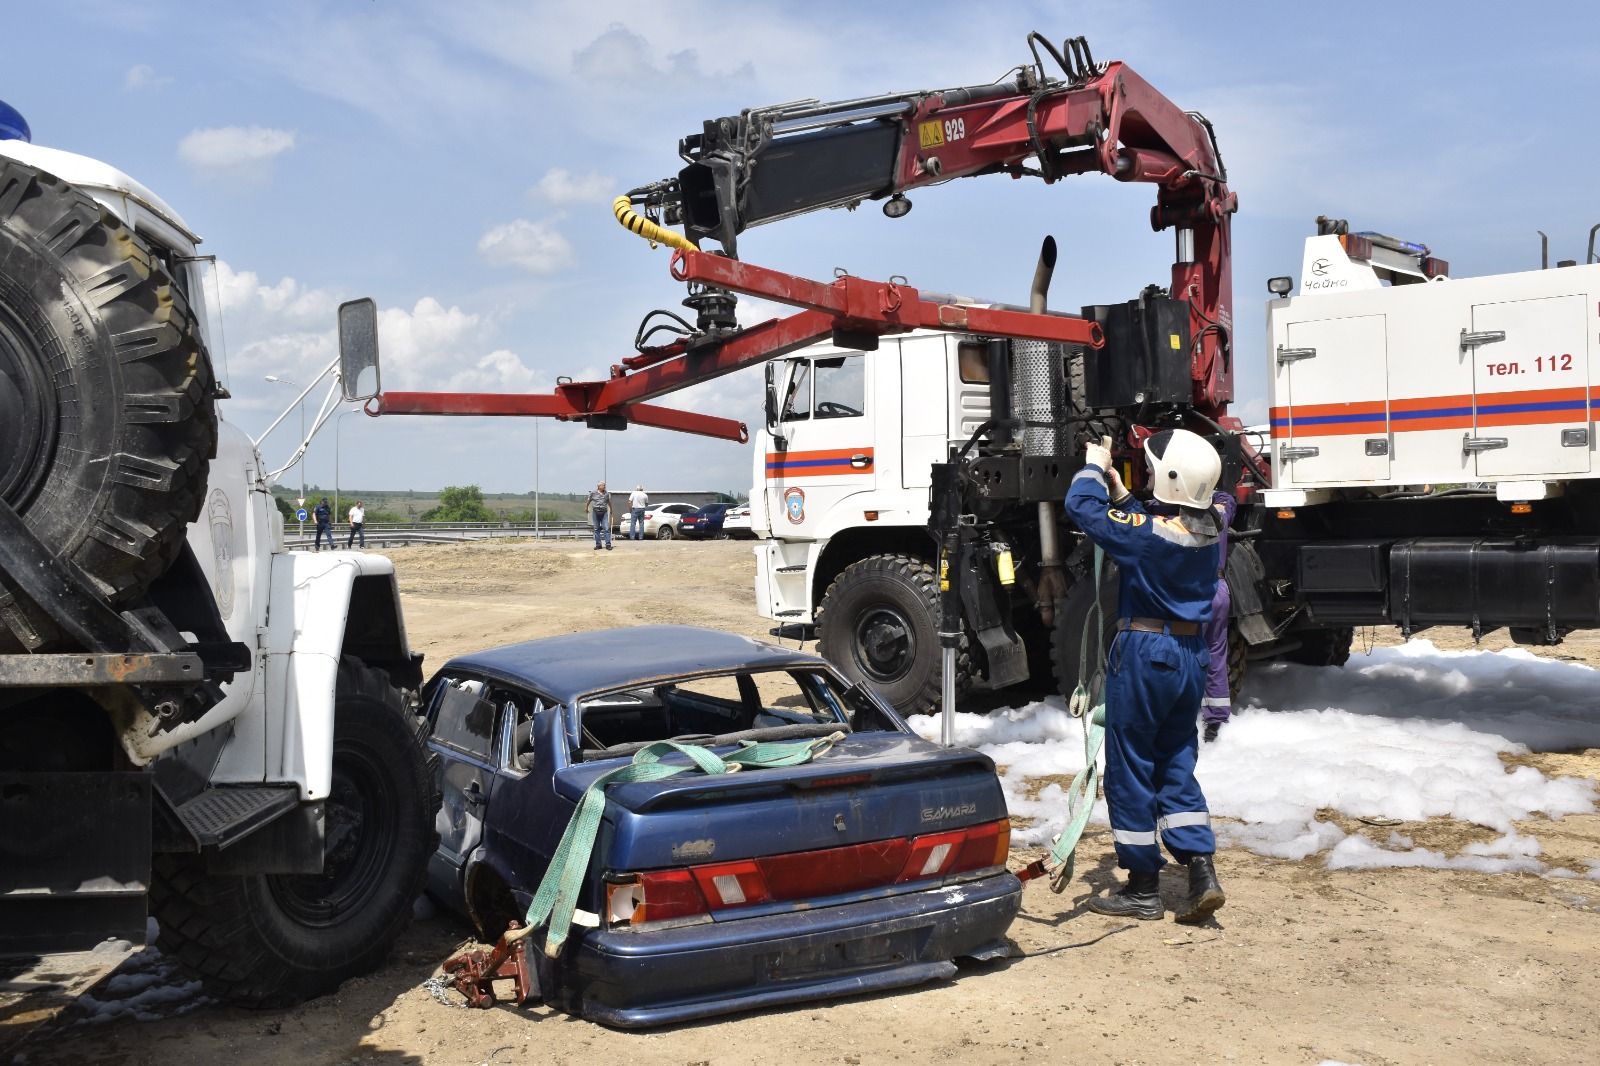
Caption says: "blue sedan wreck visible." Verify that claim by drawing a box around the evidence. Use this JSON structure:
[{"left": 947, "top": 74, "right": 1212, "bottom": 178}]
[{"left": 423, "top": 625, "right": 1020, "bottom": 1026}]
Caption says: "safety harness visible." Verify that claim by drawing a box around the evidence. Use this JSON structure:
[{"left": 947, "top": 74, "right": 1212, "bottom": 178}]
[{"left": 1017, "top": 545, "right": 1108, "bottom": 892}]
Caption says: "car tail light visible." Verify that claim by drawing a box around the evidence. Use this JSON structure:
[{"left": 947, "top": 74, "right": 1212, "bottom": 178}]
[
  {"left": 690, "top": 859, "right": 772, "bottom": 909},
  {"left": 606, "top": 868, "right": 707, "bottom": 925},
  {"left": 608, "top": 818, "right": 1010, "bottom": 928}
]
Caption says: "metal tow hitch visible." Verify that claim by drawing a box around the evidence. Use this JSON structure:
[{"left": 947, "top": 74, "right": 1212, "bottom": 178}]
[{"left": 440, "top": 922, "right": 542, "bottom": 1009}]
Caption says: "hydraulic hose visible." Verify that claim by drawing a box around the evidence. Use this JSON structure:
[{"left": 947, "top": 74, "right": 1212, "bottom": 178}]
[{"left": 612, "top": 196, "right": 695, "bottom": 252}]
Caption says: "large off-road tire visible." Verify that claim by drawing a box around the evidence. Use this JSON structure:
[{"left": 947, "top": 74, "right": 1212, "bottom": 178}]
[
  {"left": 0, "top": 159, "right": 215, "bottom": 650},
  {"left": 1284, "top": 626, "right": 1355, "bottom": 668},
  {"left": 815, "top": 553, "right": 969, "bottom": 717},
  {"left": 151, "top": 659, "right": 440, "bottom": 1007}
]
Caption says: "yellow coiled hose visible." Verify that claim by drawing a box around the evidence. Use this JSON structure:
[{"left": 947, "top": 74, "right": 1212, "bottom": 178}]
[{"left": 612, "top": 195, "right": 695, "bottom": 252}]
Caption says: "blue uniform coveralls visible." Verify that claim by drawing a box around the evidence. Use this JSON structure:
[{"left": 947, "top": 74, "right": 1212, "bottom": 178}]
[{"left": 1065, "top": 464, "right": 1220, "bottom": 872}]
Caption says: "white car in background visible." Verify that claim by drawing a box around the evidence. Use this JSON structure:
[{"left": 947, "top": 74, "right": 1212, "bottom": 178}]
[
  {"left": 639, "top": 502, "right": 699, "bottom": 539},
  {"left": 721, "top": 504, "right": 754, "bottom": 538}
]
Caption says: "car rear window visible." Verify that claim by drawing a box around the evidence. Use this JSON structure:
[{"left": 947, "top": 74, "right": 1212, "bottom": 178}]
[
  {"left": 574, "top": 668, "right": 859, "bottom": 759},
  {"left": 431, "top": 679, "right": 496, "bottom": 761}
]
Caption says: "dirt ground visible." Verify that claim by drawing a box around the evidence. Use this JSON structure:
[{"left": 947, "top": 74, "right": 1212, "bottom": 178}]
[{"left": 24, "top": 540, "right": 1600, "bottom": 1066}]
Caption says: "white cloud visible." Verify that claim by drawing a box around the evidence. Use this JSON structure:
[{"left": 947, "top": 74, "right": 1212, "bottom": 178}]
[
  {"left": 123, "top": 64, "right": 170, "bottom": 91},
  {"left": 178, "top": 126, "right": 296, "bottom": 174},
  {"left": 476, "top": 218, "right": 574, "bottom": 275},
  {"left": 534, "top": 167, "right": 615, "bottom": 205}
]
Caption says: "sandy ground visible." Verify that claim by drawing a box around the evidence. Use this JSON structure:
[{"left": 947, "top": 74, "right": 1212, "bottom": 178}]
[{"left": 22, "top": 540, "right": 1600, "bottom": 1066}]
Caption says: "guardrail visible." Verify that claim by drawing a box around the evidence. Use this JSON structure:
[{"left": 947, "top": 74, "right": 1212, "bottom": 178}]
[{"left": 283, "top": 521, "right": 593, "bottom": 548}]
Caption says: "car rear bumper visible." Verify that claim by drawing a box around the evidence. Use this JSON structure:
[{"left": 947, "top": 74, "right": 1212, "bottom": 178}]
[{"left": 572, "top": 870, "right": 1020, "bottom": 1027}]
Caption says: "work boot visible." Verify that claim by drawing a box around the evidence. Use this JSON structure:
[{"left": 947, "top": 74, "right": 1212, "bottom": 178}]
[
  {"left": 1085, "top": 869, "right": 1163, "bottom": 920},
  {"left": 1174, "top": 855, "right": 1226, "bottom": 924},
  {"left": 1203, "top": 721, "right": 1221, "bottom": 744}
]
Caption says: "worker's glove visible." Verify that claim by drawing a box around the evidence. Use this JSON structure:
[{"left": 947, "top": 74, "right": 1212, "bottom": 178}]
[
  {"left": 1084, "top": 436, "right": 1113, "bottom": 472},
  {"left": 1106, "top": 465, "right": 1129, "bottom": 503}
]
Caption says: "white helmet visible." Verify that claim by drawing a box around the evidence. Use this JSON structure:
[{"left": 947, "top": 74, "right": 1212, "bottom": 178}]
[{"left": 1144, "top": 429, "right": 1221, "bottom": 509}]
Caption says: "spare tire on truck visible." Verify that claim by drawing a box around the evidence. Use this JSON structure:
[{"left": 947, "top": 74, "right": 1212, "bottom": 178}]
[{"left": 0, "top": 159, "right": 215, "bottom": 650}]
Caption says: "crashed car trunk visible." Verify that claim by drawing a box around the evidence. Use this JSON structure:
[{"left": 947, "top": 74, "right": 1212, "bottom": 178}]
[
  {"left": 551, "top": 731, "right": 1018, "bottom": 1027},
  {"left": 425, "top": 626, "right": 1021, "bottom": 1027}
]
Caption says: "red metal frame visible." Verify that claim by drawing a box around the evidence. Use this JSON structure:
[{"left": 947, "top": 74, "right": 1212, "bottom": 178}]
[{"left": 370, "top": 52, "right": 1237, "bottom": 438}]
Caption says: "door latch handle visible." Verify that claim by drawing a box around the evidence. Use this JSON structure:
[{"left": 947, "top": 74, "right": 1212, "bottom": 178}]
[
  {"left": 464, "top": 783, "right": 487, "bottom": 808},
  {"left": 1279, "top": 446, "right": 1320, "bottom": 460},
  {"left": 1276, "top": 346, "right": 1316, "bottom": 367},
  {"left": 1460, "top": 329, "right": 1506, "bottom": 350},
  {"left": 1463, "top": 435, "right": 1509, "bottom": 453},
  {"left": 850, "top": 453, "right": 873, "bottom": 469}
]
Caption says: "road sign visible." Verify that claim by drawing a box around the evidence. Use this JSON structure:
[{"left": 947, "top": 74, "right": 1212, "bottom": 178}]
[{"left": 296, "top": 508, "right": 309, "bottom": 523}]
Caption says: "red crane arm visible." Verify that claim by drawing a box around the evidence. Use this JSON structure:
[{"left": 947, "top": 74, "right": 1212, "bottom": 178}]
[{"left": 372, "top": 35, "right": 1237, "bottom": 434}]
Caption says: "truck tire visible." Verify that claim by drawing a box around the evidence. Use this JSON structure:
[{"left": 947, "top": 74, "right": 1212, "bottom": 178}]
[
  {"left": 1050, "top": 564, "right": 1120, "bottom": 701},
  {"left": 816, "top": 553, "right": 969, "bottom": 717},
  {"left": 0, "top": 159, "right": 215, "bottom": 650},
  {"left": 1284, "top": 626, "right": 1354, "bottom": 669},
  {"left": 150, "top": 658, "right": 440, "bottom": 1007}
]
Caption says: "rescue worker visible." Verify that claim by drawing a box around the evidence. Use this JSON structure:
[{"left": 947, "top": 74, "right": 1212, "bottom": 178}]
[
  {"left": 1201, "top": 489, "right": 1238, "bottom": 743},
  {"left": 1065, "top": 429, "right": 1226, "bottom": 924}
]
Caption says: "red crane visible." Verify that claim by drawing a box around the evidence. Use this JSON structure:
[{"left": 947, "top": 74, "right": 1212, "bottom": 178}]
[{"left": 372, "top": 33, "right": 1237, "bottom": 440}]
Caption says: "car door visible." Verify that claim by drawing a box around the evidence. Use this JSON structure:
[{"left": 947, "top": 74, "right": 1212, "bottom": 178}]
[
  {"left": 425, "top": 676, "right": 501, "bottom": 906},
  {"left": 764, "top": 353, "right": 874, "bottom": 537}
]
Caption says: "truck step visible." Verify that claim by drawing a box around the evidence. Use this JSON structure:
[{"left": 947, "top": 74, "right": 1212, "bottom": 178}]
[
  {"left": 775, "top": 565, "right": 807, "bottom": 573},
  {"left": 175, "top": 785, "right": 299, "bottom": 849},
  {"left": 774, "top": 609, "right": 806, "bottom": 617}
]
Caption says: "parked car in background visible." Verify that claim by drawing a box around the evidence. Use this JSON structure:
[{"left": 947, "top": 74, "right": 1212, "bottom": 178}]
[
  {"left": 640, "top": 502, "right": 698, "bottom": 539},
  {"left": 721, "top": 503, "right": 754, "bottom": 538},
  {"left": 679, "top": 503, "right": 733, "bottom": 539},
  {"left": 421, "top": 625, "right": 1020, "bottom": 1027}
]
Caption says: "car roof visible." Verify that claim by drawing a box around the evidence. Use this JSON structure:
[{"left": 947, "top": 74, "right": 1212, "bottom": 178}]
[{"left": 442, "top": 625, "right": 829, "bottom": 703}]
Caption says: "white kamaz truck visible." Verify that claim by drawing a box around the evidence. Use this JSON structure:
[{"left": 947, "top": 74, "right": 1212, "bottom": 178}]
[
  {"left": 0, "top": 102, "right": 437, "bottom": 1033},
  {"left": 751, "top": 220, "right": 1600, "bottom": 713}
]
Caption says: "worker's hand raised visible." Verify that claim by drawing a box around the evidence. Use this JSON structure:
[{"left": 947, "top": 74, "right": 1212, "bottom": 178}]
[
  {"left": 1106, "top": 465, "right": 1128, "bottom": 502},
  {"left": 1085, "top": 435, "right": 1112, "bottom": 472}
]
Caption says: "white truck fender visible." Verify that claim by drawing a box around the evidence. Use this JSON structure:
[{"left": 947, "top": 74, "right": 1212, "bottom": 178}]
[{"left": 211, "top": 551, "right": 407, "bottom": 800}]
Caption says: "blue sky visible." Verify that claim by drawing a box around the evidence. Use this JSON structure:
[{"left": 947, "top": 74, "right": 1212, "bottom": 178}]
[{"left": 7, "top": 1, "right": 1598, "bottom": 495}]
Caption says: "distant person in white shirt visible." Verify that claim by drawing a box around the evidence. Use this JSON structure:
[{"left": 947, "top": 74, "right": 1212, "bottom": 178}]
[
  {"left": 346, "top": 501, "right": 366, "bottom": 548},
  {"left": 628, "top": 485, "right": 650, "bottom": 541}
]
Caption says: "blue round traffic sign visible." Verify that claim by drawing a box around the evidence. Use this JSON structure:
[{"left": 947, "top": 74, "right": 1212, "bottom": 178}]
[{"left": 296, "top": 508, "right": 309, "bottom": 523}]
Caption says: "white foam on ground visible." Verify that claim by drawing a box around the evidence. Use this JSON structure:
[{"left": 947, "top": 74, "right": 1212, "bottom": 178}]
[{"left": 910, "top": 639, "right": 1600, "bottom": 875}]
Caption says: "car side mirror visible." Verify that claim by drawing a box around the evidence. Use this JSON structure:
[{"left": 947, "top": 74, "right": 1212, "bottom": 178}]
[{"left": 337, "top": 297, "right": 382, "bottom": 401}]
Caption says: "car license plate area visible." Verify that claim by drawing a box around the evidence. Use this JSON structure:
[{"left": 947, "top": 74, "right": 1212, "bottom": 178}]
[{"left": 759, "top": 926, "right": 927, "bottom": 983}]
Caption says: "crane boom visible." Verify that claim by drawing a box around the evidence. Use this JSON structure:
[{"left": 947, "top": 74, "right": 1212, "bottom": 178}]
[{"left": 374, "top": 32, "right": 1237, "bottom": 429}]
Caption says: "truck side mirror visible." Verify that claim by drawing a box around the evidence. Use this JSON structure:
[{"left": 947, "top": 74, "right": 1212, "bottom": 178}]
[{"left": 337, "top": 298, "right": 382, "bottom": 401}]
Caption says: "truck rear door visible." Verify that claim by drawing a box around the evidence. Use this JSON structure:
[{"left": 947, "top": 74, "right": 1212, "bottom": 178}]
[
  {"left": 1468, "top": 295, "right": 1591, "bottom": 478},
  {"left": 1275, "top": 314, "right": 1391, "bottom": 484}
]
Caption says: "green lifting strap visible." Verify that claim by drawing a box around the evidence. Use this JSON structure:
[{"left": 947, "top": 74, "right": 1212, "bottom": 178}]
[
  {"left": 1045, "top": 544, "right": 1109, "bottom": 893},
  {"left": 521, "top": 731, "right": 846, "bottom": 958}
]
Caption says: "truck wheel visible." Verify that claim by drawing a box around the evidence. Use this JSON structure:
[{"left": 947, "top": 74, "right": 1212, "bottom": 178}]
[
  {"left": 0, "top": 160, "right": 215, "bottom": 650},
  {"left": 1050, "top": 563, "right": 1120, "bottom": 701},
  {"left": 816, "top": 553, "right": 967, "bottom": 717},
  {"left": 1228, "top": 624, "right": 1248, "bottom": 698},
  {"left": 1284, "top": 626, "right": 1354, "bottom": 668},
  {"left": 150, "top": 658, "right": 440, "bottom": 1007}
]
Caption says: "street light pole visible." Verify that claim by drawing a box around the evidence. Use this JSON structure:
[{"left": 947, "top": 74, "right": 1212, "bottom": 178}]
[
  {"left": 334, "top": 409, "right": 361, "bottom": 519},
  {"left": 264, "top": 374, "right": 305, "bottom": 503}
]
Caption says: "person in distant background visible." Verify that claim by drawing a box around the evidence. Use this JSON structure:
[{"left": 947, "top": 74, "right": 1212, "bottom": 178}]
[
  {"left": 1201, "top": 490, "right": 1237, "bottom": 743},
  {"left": 628, "top": 485, "right": 649, "bottom": 541},
  {"left": 588, "top": 480, "right": 613, "bottom": 551},
  {"left": 347, "top": 500, "right": 367, "bottom": 549},
  {"left": 313, "top": 497, "right": 333, "bottom": 551}
]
